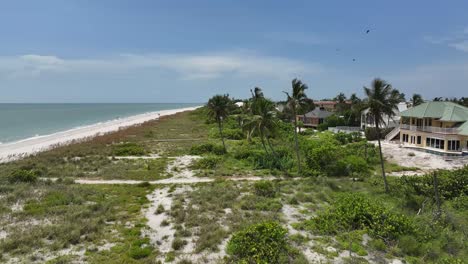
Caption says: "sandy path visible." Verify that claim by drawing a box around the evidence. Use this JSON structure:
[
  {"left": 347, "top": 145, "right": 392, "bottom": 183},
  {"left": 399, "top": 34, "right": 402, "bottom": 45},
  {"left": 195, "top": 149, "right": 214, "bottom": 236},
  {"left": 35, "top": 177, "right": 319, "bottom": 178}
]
[
  {"left": 0, "top": 106, "right": 201, "bottom": 163},
  {"left": 74, "top": 176, "right": 278, "bottom": 185}
]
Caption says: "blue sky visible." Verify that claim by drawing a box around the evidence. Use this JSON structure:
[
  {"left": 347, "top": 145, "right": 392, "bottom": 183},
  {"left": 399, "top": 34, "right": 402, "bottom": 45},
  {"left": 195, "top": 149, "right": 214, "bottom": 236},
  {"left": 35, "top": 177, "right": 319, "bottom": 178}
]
[{"left": 0, "top": 0, "right": 467, "bottom": 103}]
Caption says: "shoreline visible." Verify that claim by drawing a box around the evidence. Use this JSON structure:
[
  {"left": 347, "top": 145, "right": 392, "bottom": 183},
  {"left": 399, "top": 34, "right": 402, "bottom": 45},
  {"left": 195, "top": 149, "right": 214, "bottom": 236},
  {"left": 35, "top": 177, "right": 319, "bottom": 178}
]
[{"left": 0, "top": 106, "right": 201, "bottom": 163}]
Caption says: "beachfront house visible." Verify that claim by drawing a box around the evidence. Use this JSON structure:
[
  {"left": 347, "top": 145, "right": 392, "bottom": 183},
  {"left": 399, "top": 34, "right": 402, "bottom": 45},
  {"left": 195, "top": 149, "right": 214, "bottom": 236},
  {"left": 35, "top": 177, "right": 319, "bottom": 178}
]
[
  {"left": 393, "top": 101, "right": 468, "bottom": 155},
  {"left": 361, "top": 102, "right": 407, "bottom": 129},
  {"left": 297, "top": 108, "right": 333, "bottom": 129}
]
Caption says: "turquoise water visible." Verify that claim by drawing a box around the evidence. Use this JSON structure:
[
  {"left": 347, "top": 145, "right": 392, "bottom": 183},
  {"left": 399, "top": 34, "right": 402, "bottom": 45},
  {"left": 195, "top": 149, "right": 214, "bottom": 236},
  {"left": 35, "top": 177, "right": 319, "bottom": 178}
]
[{"left": 0, "top": 103, "right": 200, "bottom": 143}]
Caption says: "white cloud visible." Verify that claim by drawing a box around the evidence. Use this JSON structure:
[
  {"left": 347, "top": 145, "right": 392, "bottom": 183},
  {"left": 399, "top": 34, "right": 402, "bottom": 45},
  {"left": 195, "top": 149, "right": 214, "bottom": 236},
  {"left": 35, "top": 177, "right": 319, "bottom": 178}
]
[
  {"left": 449, "top": 41, "right": 468, "bottom": 52},
  {"left": 0, "top": 52, "right": 323, "bottom": 80},
  {"left": 424, "top": 26, "right": 468, "bottom": 52}
]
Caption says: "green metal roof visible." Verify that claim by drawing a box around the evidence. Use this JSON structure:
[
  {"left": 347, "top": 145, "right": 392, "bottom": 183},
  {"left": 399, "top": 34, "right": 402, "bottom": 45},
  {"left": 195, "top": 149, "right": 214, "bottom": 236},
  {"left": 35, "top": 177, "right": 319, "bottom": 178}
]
[
  {"left": 400, "top": 101, "right": 468, "bottom": 121},
  {"left": 458, "top": 121, "right": 468, "bottom": 136}
]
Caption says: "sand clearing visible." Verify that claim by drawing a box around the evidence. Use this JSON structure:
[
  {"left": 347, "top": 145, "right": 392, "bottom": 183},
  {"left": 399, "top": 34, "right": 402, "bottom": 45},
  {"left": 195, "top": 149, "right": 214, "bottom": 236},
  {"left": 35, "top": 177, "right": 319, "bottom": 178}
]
[
  {"left": 0, "top": 106, "right": 200, "bottom": 163},
  {"left": 378, "top": 141, "right": 467, "bottom": 172}
]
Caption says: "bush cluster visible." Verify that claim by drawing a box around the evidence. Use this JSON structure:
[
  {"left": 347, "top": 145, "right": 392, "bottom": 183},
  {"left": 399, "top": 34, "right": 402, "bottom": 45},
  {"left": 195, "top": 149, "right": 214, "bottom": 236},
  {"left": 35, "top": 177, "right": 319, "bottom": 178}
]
[
  {"left": 305, "top": 193, "right": 415, "bottom": 240},
  {"left": 112, "top": 142, "right": 146, "bottom": 156},
  {"left": 191, "top": 156, "right": 222, "bottom": 169},
  {"left": 209, "top": 128, "right": 244, "bottom": 140},
  {"left": 400, "top": 166, "right": 468, "bottom": 200},
  {"left": 189, "top": 143, "right": 226, "bottom": 155},
  {"left": 304, "top": 135, "right": 376, "bottom": 177},
  {"left": 8, "top": 169, "right": 38, "bottom": 183},
  {"left": 227, "top": 221, "right": 288, "bottom": 264},
  {"left": 333, "top": 132, "right": 363, "bottom": 144},
  {"left": 253, "top": 181, "right": 276, "bottom": 197}
]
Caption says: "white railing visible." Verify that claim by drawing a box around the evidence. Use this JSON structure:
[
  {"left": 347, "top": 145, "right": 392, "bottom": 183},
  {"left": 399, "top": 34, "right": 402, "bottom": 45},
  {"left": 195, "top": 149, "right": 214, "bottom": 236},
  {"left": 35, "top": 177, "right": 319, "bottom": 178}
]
[
  {"left": 385, "top": 126, "right": 400, "bottom": 142},
  {"left": 400, "top": 124, "right": 459, "bottom": 134}
]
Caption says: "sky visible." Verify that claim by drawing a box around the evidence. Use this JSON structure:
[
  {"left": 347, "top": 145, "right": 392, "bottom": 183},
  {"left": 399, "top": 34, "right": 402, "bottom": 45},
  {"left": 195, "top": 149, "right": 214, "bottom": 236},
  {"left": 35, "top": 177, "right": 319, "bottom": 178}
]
[{"left": 0, "top": 0, "right": 467, "bottom": 103}]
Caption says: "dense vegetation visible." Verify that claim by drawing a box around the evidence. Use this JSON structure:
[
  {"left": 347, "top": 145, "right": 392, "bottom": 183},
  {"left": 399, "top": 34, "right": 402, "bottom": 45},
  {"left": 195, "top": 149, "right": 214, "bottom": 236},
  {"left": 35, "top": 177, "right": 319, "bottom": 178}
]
[{"left": 0, "top": 81, "right": 466, "bottom": 263}]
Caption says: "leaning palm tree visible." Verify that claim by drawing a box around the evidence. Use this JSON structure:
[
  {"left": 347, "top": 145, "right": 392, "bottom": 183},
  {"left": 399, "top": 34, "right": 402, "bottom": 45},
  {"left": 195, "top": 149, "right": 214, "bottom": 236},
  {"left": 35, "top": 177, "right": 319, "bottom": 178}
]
[
  {"left": 207, "top": 94, "right": 232, "bottom": 152},
  {"left": 283, "top": 78, "right": 309, "bottom": 174},
  {"left": 363, "top": 78, "right": 401, "bottom": 192},
  {"left": 410, "top": 94, "right": 424, "bottom": 107}
]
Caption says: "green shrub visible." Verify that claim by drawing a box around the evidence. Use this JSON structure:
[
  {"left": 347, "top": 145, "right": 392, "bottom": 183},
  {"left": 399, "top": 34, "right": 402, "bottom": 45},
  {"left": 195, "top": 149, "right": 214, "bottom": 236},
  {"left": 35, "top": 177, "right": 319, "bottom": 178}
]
[
  {"left": 172, "top": 237, "right": 187, "bottom": 250},
  {"left": 190, "top": 143, "right": 226, "bottom": 155},
  {"left": 112, "top": 142, "right": 146, "bottom": 156},
  {"left": 400, "top": 166, "right": 468, "bottom": 200},
  {"left": 369, "top": 238, "right": 386, "bottom": 251},
  {"left": 305, "top": 193, "right": 415, "bottom": 240},
  {"left": 210, "top": 128, "right": 244, "bottom": 140},
  {"left": 317, "top": 115, "right": 346, "bottom": 131},
  {"left": 399, "top": 235, "right": 422, "bottom": 256},
  {"left": 128, "top": 239, "right": 152, "bottom": 259},
  {"left": 192, "top": 156, "right": 221, "bottom": 169},
  {"left": 155, "top": 204, "right": 165, "bottom": 214},
  {"left": 136, "top": 181, "right": 151, "bottom": 188},
  {"left": 227, "top": 221, "right": 288, "bottom": 264},
  {"left": 254, "top": 181, "right": 276, "bottom": 197},
  {"left": 240, "top": 195, "right": 282, "bottom": 211},
  {"left": 333, "top": 155, "right": 370, "bottom": 177},
  {"left": 8, "top": 169, "right": 38, "bottom": 183}
]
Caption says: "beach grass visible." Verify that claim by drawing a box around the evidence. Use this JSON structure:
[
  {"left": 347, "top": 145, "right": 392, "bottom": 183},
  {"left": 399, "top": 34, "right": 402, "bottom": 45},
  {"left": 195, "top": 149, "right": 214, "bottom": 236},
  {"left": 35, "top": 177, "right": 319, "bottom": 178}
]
[{"left": 0, "top": 108, "right": 466, "bottom": 263}]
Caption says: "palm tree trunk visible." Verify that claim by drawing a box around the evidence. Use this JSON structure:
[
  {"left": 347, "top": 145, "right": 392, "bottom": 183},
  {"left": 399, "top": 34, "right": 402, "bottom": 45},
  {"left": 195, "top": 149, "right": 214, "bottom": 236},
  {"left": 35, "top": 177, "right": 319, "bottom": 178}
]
[
  {"left": 217, "top": 118, "right": 227, "bottom": 153},
  {"left": 293, "top": 109, "right": 302, "bottom": 174},
  {"left": 375, "top": 119, "right": 389, "bottom": 192},
  {"left": 259, "top": 130, "right": 269, "bottom": 154}
]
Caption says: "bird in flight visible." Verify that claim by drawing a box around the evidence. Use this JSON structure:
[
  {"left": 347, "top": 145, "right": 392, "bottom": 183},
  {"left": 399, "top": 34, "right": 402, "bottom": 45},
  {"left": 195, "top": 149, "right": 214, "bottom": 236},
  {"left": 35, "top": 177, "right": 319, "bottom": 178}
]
[{"left": 366, "top": 29, "right": 370, "bottom": 34}]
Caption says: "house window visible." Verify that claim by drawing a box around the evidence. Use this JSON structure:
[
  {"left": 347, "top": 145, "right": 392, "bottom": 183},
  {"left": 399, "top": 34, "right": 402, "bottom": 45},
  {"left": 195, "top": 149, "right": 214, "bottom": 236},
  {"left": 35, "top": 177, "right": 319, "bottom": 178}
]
[
  {"left": 402, "top": 134, "right": 409, "bottom": 143},
  {"left": 448, "top": 140, "right": 460, "bottom": 151},
  {"left": 427, "top": 137, "right": 445, "bottom": 150},
  {"left": 417, "top": 136, "right": 421, "bottom": 144}
]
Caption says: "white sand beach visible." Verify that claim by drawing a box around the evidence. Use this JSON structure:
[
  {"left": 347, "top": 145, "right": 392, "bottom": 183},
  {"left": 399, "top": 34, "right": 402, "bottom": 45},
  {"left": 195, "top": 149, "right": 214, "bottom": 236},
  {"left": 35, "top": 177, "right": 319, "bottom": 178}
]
[{"left": 0, "top": 106, "right": 201, "bottom": 163}]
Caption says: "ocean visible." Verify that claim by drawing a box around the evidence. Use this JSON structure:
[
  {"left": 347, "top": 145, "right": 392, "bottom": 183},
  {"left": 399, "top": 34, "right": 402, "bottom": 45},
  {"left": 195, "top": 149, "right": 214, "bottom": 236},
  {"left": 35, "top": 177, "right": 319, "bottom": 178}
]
[{"left": 0, "top": 103, "right": 200, "bottom": 144}]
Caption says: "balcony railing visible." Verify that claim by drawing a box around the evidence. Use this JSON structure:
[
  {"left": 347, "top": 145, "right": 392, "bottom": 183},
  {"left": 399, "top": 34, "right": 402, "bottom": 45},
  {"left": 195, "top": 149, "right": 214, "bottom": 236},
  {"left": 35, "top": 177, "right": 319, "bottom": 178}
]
[{"left": 400, "top": 124, "right": 459, "bottom": 134}]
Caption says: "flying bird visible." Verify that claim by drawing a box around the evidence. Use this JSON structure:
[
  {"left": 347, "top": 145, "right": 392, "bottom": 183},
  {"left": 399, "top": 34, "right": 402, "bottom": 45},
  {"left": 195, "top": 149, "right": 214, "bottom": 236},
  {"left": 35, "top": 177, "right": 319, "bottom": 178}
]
[
  {"left": 366, "top": 29, "right": 370, "bottom": 34},
  {"left": 352, "top": 59, "right": 356, "bottom": 62}
]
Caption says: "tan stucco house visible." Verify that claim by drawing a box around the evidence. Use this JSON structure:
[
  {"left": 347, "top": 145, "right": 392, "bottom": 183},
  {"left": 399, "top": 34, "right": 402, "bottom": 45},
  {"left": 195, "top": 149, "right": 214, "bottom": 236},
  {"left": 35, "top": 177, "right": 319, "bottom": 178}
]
[{"left": 397, "top": 101, "right": 468, "bottom": 155}]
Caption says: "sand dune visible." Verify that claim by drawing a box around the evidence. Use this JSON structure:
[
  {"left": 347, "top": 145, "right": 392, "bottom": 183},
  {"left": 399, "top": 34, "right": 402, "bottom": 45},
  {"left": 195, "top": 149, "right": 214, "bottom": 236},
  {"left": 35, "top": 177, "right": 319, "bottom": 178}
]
[{"left": 0, "top": 106, "right": 201, "bottom": 163}]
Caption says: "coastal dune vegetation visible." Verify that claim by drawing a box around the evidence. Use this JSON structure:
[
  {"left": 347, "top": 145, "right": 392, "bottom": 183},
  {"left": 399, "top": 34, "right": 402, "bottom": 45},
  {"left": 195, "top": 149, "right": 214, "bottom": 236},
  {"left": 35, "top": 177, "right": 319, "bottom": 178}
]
[{"left": 0, "top": 78, "right": 466, "bottom": 263}]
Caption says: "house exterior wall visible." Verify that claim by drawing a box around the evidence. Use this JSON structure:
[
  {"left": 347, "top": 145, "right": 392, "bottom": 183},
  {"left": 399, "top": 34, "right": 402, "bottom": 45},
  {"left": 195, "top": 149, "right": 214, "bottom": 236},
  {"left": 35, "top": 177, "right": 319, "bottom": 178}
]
[
  {"left": 399, "top": 117, "right": 467, "bottom": 153},
  {"left": 296, "top": 116, "right": 323, "bottom": 128}
]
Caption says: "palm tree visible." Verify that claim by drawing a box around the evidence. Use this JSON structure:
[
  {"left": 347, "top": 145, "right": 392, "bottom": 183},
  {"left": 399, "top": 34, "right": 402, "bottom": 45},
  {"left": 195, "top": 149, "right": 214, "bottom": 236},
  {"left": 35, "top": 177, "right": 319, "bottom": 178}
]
[
  {"left": 207, "top": 94, "right": 232, "bottom": 152},
  {"left": 283, "top": 78, "right": 309, "bottom": 174},
  {"left": 410, "top": 94, "right": 424, "bottom": 107},
  {"left": 347, "top": 93, "right": 362, "bottom": 125},
  {"left": 250, "top": 87, "right": 264, "bottom": 99},
  {"left": 243, "top": 97, "right": 278, "bottom": 155},
  {"left": 363, "top": 78, "right": 401, "bottom": 192}
]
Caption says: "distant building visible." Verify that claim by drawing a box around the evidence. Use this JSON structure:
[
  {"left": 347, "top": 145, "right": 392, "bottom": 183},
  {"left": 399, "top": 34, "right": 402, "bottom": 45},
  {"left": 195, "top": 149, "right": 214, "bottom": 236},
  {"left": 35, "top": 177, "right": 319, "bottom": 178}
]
[
  {"left": 314, "top": 100, "right": 351, "bottom": 112},
  {"left": 361, "top": 102, "right": 407, "bottom": 129},
  {"left": 234, "top": 101, "right": 244, "bottom": 108},
  {"left": 297, "top": 108, "right": 333, "bottom": 128},
  {"left": 394, "top": 101, "right": 468, "bottom": 154}
]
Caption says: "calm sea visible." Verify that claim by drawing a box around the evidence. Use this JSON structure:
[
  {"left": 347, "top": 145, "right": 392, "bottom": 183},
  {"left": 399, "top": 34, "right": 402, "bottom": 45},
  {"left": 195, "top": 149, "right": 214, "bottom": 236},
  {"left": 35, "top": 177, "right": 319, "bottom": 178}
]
[{"left": 0, "top": 103, "right": 200, "bottom": 143}]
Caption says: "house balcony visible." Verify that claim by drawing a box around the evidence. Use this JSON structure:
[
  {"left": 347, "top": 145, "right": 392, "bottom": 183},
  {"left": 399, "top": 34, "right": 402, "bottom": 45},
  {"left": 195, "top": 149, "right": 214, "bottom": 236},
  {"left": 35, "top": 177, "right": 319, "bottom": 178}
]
[{"left": 399, "top": 124, "right": 459, "bottom": 134}]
